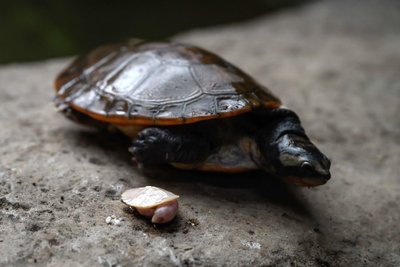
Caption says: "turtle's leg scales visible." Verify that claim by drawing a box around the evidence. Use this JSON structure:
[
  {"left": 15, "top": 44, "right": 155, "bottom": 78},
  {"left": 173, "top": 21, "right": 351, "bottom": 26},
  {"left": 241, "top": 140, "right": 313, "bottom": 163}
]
[{"left": 129, "top": 127, "right": 212, "bottom": 165}]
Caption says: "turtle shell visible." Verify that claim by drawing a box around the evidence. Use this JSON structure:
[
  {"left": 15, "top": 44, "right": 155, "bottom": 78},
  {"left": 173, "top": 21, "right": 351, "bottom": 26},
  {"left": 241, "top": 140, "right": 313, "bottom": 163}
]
[{"left": 55, "top": 40, "right": 281, "bottom": 125}]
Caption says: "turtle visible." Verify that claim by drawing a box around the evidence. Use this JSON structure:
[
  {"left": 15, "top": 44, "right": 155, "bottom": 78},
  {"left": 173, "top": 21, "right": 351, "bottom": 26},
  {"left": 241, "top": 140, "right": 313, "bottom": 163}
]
[{"left": 54, "top": 40, "right": 331, "bottom": 187}]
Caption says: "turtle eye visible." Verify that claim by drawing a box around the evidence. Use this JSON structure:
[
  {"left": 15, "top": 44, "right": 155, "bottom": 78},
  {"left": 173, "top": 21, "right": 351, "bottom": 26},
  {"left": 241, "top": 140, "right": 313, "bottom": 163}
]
[{"left": 300, "top": 161, "right": 313, "bottom": 171}]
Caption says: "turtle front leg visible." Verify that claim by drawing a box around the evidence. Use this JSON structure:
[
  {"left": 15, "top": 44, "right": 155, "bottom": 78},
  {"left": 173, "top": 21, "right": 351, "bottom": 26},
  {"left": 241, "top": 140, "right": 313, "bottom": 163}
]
[{"left": 129, "top": 127, "right": 213, "bottom": 165}]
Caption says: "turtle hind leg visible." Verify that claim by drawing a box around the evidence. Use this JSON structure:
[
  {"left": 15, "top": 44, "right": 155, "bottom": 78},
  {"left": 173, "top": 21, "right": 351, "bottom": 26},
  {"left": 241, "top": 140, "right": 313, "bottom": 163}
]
[{"left": 129, "top": 127, "right": 213, "bottom": 165}]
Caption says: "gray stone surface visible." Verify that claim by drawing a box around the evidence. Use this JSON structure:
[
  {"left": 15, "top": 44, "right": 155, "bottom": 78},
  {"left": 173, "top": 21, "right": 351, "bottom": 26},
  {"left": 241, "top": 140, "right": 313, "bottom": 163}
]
[{"left": 1, "top": 0, "right": 399, "bottom": 266}]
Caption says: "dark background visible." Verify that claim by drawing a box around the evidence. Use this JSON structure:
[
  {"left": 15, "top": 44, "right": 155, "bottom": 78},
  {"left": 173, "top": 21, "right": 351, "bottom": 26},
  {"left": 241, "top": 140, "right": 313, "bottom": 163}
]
[{"left": 0, "top": 0, "right": 308, "bottom": 64}]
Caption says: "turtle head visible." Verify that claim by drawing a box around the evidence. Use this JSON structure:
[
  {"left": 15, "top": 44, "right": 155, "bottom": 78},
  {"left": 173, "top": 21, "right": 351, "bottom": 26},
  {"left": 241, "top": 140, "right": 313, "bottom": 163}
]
[
  {"left": 254, "top": 110, "right": 331, "bottom": 187},
  {"left": 270, "top": 133, "right": 331, "bottom": 186}
]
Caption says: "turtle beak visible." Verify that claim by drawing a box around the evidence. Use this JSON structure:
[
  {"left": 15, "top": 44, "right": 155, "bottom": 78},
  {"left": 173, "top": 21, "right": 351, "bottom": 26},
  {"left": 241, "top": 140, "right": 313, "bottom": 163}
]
[
  {"left": 316, "top": 171, "right": 331, "bottom": 185},
  {"left": 283, "top": 174, "right": 330, "bottom": 187}
]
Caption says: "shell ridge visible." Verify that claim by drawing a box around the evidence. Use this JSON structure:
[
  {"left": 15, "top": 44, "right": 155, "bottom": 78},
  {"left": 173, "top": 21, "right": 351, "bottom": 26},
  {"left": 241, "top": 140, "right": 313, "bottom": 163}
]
[
  {"left": 181, "top": 103, "right": 188, "bottom": 121},
  {"left": 58, "top": 76, "right": 82, "bottom": 95},
  {"left": 125, "top": 60, "right": 162, "bottom": 101},
  {"left": 84, "top": 50, "right": 119, "bottom": 75},
  {"left": 64, "top": 83, "right": 92, "bottom": 103},
  {"left": 61, "top": 74, "right": 90, "bottom": 102},
  {"left": 188, "top": 65, "right": 205, "bottom": 94},
  {"left": 103, "top": 98, "right": 129, "bottom": 117},
  {"left": 127, "top": 102, "right": 137, "bottom": 118},
  {"left": 98, "top": 53, "right": 140, "bottom": 89},
  {"left": 213, "top": 96, "right": 220, "bottom": 115}
]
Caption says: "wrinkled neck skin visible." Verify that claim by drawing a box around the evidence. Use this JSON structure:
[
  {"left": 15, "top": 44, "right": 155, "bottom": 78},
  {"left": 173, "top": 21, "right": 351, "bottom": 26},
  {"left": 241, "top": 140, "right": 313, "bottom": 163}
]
[{"left": 253, "top": 109, "right": 305, "bottom": 172}]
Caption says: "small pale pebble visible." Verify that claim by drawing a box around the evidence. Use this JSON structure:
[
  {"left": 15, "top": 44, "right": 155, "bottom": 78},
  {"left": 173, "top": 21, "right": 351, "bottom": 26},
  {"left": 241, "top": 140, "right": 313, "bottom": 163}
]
[
  {"left": 105, "top": 215, "right": 123, "bottom": 226},
  {"left": 241, "top": 240, "right": 261, "bottom": 249}
]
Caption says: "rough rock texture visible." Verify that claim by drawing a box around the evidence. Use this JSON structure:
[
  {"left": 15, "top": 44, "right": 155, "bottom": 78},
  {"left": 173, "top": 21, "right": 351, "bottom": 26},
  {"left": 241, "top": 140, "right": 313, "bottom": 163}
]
[{"left": 0, "top": 0, "right": 399, "bottom": 266}]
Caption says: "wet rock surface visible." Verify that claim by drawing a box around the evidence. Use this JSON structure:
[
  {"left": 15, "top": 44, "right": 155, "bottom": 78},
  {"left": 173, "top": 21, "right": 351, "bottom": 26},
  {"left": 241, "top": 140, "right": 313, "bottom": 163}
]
[{"left": 0, "top": 0, "right": 399, "bottom": 266}]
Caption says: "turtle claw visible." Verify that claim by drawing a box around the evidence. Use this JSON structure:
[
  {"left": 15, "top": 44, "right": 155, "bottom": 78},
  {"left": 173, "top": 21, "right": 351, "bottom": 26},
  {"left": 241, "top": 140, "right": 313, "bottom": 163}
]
[
  {"left": 130, "top": 128, "right": 171, "bottom": 164},
  {"left": 130, "top": 127, "right": 213, "bottom": 165}
]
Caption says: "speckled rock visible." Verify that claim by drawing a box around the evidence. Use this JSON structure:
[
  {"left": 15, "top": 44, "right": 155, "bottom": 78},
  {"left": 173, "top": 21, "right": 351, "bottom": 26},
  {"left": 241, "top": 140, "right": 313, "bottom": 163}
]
[{"left": 0, "top": 0, "right": 399, "bottom": 266}]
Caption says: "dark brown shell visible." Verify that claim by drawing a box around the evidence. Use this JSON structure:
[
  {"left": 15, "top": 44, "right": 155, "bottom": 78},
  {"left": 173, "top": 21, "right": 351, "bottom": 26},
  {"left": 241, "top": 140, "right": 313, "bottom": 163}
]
[{"left": 54, "top": 40, "right": 281, "bottom": 125}]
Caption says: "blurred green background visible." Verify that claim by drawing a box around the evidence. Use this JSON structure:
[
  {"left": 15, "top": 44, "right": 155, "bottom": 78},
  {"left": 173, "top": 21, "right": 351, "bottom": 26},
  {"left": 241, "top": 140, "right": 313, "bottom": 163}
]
[{"left": 0, "top": 0, "right": 308, "bottom": 64}]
